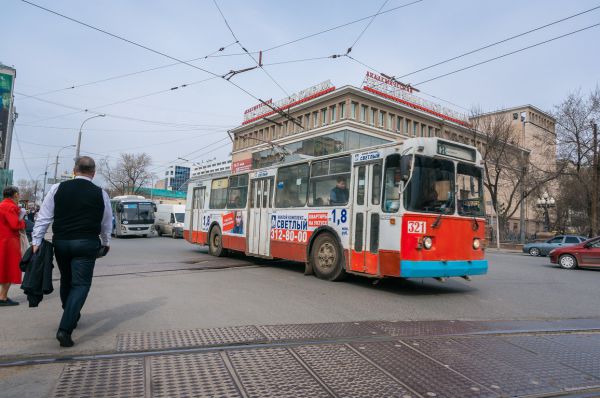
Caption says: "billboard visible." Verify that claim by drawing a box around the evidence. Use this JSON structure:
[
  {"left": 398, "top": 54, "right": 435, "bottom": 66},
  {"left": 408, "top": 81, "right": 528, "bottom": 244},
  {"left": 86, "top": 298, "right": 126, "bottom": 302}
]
[{"left": 0, "top": 66, "right": 16, "bottom": 169}]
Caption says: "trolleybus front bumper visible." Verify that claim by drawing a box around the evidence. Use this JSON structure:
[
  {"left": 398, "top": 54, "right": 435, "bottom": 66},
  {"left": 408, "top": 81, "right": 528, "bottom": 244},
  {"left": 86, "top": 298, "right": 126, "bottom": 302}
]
[{"left": 400, "top": 260, "right": 488, "bottom": 278}]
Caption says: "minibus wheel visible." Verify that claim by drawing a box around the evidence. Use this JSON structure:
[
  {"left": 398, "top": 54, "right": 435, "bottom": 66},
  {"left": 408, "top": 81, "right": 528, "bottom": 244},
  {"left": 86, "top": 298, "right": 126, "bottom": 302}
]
[
  {"left": 311, "top": 233, "right": 345, "bottom": 281},
  {"left": 209, "top": 226, "right": 227, "bottom": 257}
]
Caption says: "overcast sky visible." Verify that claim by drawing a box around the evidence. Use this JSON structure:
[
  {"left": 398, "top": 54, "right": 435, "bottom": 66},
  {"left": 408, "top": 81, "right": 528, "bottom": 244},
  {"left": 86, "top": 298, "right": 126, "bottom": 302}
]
[{"left": 3, "top": 0, "right": 600, "bottom": 184}]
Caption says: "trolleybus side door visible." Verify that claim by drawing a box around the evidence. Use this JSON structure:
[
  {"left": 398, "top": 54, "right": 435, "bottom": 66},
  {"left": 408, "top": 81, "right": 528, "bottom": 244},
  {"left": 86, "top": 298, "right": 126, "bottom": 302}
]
[
  {"left": 351, "top": 161, "right": 382, "bottom": 274},
  {"left": 248, "top": 177, "right": 273, "bottom": 256},
  {"left": 191, "top": 186, "right": 205, "bottom": 243}
]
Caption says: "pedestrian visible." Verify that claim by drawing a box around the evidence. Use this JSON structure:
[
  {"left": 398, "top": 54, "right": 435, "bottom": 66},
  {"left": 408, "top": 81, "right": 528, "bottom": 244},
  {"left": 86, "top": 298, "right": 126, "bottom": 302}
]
[
  {"left": 32, "top": 156, "right": 113, "bottom": 347},
  {"left": 0, "top": 186, "right": 27, "bottom": 306}
]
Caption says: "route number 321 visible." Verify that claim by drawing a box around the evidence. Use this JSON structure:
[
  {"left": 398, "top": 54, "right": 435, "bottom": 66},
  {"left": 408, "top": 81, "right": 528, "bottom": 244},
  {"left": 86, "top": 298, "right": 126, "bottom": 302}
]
[{"left": 407, "top": 221, "right": 426, "bottom": 234}]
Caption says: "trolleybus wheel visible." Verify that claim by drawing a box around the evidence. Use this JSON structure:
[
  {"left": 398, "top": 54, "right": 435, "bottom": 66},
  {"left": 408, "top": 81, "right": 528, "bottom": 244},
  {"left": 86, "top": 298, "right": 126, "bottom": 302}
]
[
  {"left": 311, "top": 233, "right": 345, "bottom": 281},
  {"left": 209, "top": 226, "right": 227, "bottom": 257}
]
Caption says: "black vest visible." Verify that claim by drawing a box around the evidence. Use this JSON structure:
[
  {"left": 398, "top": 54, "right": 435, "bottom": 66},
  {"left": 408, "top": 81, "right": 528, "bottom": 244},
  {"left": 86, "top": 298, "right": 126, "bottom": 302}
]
[{"left": 53, "top": 178, "right": 104, "bottom": 241}]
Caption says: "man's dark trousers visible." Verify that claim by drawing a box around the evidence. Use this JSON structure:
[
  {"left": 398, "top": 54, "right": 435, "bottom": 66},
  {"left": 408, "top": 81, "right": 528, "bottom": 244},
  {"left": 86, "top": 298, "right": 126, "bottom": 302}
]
[{"left": 54, "top": 239, "right": 100, "bottom": 333}]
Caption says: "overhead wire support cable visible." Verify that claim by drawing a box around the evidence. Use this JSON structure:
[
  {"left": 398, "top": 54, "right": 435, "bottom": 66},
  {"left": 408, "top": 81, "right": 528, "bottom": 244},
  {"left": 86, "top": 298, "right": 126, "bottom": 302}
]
[
  {"left": 19, "top": 0, "right": 272, "bottom": 107},
  {"left": 21, "top": 41, "right": 239, "bottom": 99},
  {"left": 261, "top": 0, "right": 425, "bottom": 53},
  {"left": 212, "top": 0, "right": 290, "bottom": 96},
  {"left": 346, "top": 0, "right": 391, "bottom": 55},
  {"left": 414, "top": 21, "right": 600, "bottom": 86}
]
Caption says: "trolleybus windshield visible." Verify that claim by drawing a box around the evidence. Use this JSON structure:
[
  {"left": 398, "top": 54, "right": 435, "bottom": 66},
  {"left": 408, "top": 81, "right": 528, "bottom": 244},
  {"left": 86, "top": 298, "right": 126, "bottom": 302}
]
[
  {"left": 403, "top": 156, "right": 455, "bottom": 214},
  {"left": 456, "top": 163, "right": 485, "bottom": 217}
]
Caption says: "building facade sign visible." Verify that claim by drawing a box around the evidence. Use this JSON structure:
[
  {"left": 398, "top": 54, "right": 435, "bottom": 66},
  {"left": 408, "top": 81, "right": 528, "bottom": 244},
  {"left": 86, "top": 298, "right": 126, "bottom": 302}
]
[
  {"left": 243, "top": 80, "right": 335, "bottom": 125},
  {"left": 362, "top": 72, "right": 469, "bottom": 127},
  {"left": 232, "top": 158, "right": 252, "bottom": 173}
]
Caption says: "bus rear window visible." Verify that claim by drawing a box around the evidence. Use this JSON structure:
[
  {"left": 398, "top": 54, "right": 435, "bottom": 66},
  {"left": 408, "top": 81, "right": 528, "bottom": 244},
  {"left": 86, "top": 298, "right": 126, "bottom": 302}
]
[{"left": 209, "top": 178, "right": 228, "bottom": 209}]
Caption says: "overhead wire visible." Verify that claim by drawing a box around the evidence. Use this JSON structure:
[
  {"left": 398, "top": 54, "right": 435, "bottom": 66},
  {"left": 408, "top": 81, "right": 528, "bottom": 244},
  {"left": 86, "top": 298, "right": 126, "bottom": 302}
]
[
  {"left": 413, "top": 21, "right": 600, "bottom": 86},
  {"left": 396, "top": 4, "right": 600, "bottom": 80},
  {"left": 19, "top": 0, "right": 279, "bottom": 110},
  {"left": 212, "top": 0, "right": 289, "bottom": 96},
  {"left": 20, "top": 41, "right": 240, "bottom": 99},
  {"left": 260, "top": 0, "right": 425, "bottom": 53},
  {"left": 347, "top": 0, "right": 391, "bottom": 54},
  {"left": 12, "top": 127, "right": 35, "bottom": 180}
]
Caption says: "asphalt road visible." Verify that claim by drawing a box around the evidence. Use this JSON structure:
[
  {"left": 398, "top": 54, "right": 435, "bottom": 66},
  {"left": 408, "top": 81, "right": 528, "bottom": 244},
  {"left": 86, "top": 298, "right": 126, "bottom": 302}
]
[{"left": 2, "top": 236, "right": 600, "bottom": 397}]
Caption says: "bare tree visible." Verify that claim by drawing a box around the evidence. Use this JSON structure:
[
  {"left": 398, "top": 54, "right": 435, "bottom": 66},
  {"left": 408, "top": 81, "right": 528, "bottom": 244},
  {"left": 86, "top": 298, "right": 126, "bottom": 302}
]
[
  {"left": 470, "top": 110, "right": 561, "bottom": 239},
  {"left": 99, "top": 153, "right": 154, "bottom": 196},
  {"left": 16, "top": 178, "right": 39, "bottom": 202},
  {"left": 554, "top": 88, "right": 600, "bottom": 236}
]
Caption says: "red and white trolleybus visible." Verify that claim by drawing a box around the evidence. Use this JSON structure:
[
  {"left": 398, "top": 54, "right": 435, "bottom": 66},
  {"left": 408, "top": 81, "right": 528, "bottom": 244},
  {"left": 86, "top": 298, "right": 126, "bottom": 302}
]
[{"left": 184, "top": 137, "right": 488, "bottom": 281}]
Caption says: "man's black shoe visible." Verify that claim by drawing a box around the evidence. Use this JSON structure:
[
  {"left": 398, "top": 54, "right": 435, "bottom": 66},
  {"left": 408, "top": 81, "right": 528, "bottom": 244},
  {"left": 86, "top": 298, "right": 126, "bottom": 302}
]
[{"left": 56, "top": 330, "right": 74, "bottom": 347}]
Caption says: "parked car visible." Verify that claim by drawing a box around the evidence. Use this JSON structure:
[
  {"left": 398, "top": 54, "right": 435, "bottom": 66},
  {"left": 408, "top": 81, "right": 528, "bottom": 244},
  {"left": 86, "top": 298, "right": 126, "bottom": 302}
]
[
  {"left": 549, "top": 237, "right": 600, "bottom": 269},
  {"left": 522, "top": 235, "right": 588, "bottom": 256}
]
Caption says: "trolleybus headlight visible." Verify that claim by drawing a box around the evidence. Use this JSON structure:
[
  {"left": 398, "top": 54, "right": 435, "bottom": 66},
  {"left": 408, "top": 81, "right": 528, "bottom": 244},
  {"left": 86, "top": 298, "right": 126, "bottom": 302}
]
[
  {"left": 473, "top": 238, "right": 481, "bottom": 250},
  {"left": 423, "top": 236, "right": 433, "bottom": 250}
]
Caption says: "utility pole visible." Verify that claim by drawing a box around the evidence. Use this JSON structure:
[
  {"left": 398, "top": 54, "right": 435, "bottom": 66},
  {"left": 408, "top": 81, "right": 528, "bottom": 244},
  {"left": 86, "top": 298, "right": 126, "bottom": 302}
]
[
  {"left": 519, "top": 114, "right": 527, "bottom": 244},
  {"left": 591, "top": 121, "right": 599, "bottom": 236}
]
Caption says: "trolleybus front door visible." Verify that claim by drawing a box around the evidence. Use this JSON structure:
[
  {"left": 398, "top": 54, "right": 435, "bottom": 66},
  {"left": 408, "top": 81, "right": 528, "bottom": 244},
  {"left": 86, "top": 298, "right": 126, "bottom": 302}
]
[
  {"left": 351, "top": 162, "right": 382, "bottom": 274},
  {"left": 248, "top": 177, "right": 273, "bottom": 257}
]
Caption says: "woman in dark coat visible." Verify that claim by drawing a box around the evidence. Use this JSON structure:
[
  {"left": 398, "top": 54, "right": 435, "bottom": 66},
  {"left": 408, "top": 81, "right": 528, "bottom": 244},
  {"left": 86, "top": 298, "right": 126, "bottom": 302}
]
[{"left": 0, "top": 186, "right": 26, "bottom": 306}]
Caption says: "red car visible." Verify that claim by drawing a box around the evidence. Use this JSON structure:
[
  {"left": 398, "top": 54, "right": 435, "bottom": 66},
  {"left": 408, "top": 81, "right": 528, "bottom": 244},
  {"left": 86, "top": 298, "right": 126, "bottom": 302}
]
[{"left": 549, "top": 237, "right": 600, "bottom": 269}]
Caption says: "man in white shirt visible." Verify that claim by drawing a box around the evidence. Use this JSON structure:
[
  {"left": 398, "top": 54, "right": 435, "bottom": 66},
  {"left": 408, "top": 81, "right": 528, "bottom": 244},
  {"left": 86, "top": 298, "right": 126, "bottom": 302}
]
[{"left": 33, "top": 156, "right": 112, "bottom": 347}]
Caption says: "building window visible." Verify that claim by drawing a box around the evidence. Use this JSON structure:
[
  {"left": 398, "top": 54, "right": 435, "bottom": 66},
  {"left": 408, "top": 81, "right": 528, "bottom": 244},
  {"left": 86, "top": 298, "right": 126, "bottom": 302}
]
[
  {"left": 360, "top": 105, "right": 367, "bottom": 122},
  {"left": 340, "top": 102, "right": 346, "bottom": 119},
  {"left": 413, "top": 121, "right": 418, "bottom": 137},
  {"left": 351, "top": 102, "right": 358, "bottom": 119},
  {"left": 313, "top": 112, "right": 319, "bottom": 128},
  {"left": 370, "top": 108, "right": 377, "bottom": 126},
  {"left": 397, "top": 117, "right": 402, "bottom": 133},
  {"left": 421, "top": 124, "right": 426, "bottom": 137},
  {"left": 405, "top": 119, "right": 410, "bottom": 135},
  {"left": 388, "top": 114, "right": 394, "bottom": 130},
  {"left": 379, "top": 111, "right": 385, "bottom": 127},
  {"left": 321, "top": 108, "right": 328, "bottom": 125},
  {"left": 330, "top": 105, "right": 336, "bottom": 123}
]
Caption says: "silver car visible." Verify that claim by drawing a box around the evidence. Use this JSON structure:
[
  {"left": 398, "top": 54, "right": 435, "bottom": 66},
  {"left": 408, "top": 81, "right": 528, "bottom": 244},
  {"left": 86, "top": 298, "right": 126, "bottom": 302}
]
[{"left": 523, "top": 235, "right": 588, "bottom": 256}]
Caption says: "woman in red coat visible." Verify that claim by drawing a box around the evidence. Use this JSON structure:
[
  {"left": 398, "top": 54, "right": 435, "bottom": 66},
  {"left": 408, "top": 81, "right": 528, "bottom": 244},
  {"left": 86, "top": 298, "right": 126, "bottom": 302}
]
[{"left": 0, "top": 186, "right": 26, "bottom": 306}]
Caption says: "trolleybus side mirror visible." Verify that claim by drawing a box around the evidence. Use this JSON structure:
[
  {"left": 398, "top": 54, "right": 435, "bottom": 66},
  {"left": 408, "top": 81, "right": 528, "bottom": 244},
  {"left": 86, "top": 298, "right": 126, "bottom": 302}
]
[
  {"left": 152, "top": 203, "right": 157, "bottom": 212},
  {"left": 116, "top": 203, "right": 123, "bottom": 213},
  {"left": 400, "top": 156, "right": 412, "bottom": 182}
]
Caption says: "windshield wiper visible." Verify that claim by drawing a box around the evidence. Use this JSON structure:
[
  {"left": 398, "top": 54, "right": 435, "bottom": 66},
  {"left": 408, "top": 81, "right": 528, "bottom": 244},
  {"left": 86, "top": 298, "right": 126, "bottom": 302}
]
[{"left": 432, "top": 196, "right": 454, "bottom": 229}]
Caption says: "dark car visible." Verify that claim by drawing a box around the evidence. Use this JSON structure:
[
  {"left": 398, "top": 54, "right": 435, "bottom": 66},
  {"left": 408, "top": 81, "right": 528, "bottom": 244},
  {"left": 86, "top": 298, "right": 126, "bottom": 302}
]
[
  {"left": 522, "top": 235, "right": 587, "bottom": 256},
  {"left": 549, "top": 237, "right": 600, "bottom": 269}
]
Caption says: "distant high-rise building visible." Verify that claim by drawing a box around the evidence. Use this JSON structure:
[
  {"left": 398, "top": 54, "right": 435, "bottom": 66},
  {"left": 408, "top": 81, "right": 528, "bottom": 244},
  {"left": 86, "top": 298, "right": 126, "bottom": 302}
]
[{"left": 164, "top": 165, "right": 191, "bottom": 191}]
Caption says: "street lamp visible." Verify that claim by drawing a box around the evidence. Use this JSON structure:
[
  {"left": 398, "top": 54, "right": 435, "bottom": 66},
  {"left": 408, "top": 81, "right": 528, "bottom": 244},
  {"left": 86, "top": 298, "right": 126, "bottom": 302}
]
[
  {"left": 536, "top": 192, "right": 556, "bottom": 232},
  {"left": 54, "top": 144, "right": 76, "bottom": 183},
  {"left": 75, "top": 114, "right": 105, "bottom": 161}
]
